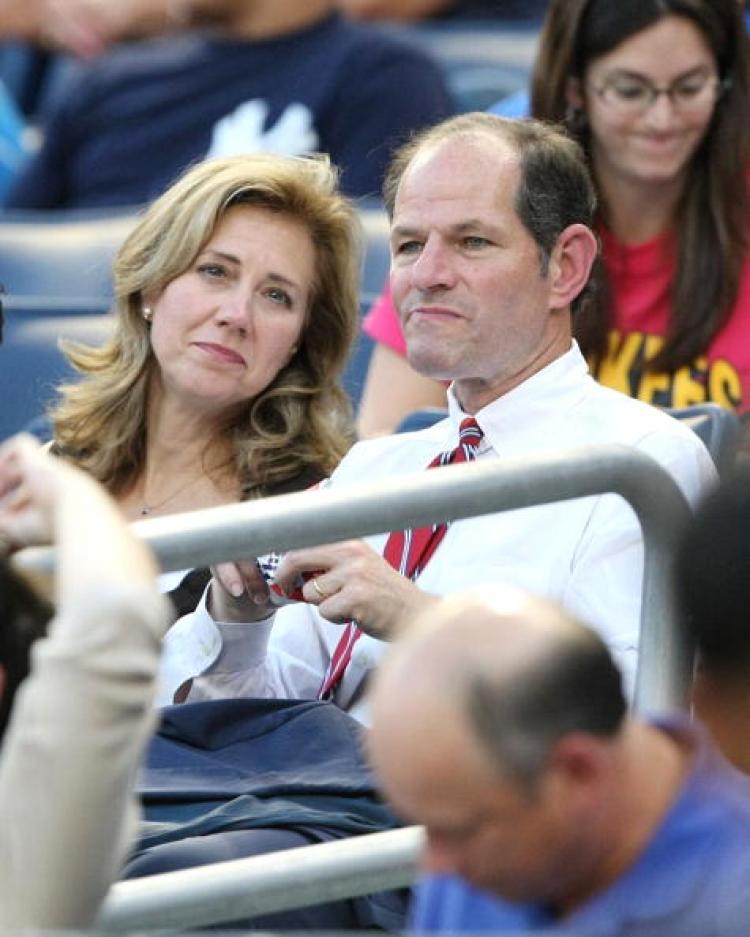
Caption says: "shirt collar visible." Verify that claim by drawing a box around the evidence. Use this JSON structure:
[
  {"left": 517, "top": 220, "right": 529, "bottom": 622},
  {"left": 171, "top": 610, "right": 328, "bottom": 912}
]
[{"left": 445, "top": 342, "right": 593, "bottom": 454}]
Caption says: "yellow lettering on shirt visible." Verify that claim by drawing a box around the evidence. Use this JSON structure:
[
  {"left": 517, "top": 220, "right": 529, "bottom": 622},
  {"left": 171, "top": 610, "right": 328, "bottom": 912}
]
[
  {"left": 595, "top": 331, "right": 643, "bottom": 395},
  {"left": 637, "top": 335, "right": 672, "bottom": 404},
  {"left": 671, "top": 357, "right": 710, "bottom": 408},
  {"left": 595, "top": 331, "right": 743, "bottom": 412},
  {"left": 708, "top": 359, "right": 743, "bottom": 410}
]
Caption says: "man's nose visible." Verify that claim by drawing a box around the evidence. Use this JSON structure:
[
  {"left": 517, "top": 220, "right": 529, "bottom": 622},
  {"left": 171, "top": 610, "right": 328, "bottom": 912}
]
[{"left": 410, "top": 236, "right": 457, "bottom": 292}]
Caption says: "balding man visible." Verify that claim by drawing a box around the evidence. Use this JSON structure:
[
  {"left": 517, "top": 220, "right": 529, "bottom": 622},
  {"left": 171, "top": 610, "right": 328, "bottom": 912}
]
[
  {"left": 369, "top": 588, "right": 750, "bottom": 936},
  {"left": 168, "top": 114, "right": 714, "bottom": 718}
]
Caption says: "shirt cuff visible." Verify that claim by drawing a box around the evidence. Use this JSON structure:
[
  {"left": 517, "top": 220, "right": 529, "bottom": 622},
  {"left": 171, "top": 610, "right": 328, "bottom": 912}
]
[{"left": 208, "top": 612, "right": 276, "bottom": 674}]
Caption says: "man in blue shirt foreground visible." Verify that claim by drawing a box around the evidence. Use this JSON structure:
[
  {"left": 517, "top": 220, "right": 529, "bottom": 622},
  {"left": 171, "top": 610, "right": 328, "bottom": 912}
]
[{"left": 368, "top": 587, "right": 750, "bottom": 936}]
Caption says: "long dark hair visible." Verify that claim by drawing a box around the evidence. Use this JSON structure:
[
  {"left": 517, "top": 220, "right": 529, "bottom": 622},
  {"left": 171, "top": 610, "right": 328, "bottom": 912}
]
[
  {"left": 532, "top": 0, "right": 750, "bottom": 373},
  {"left": 0, "top": 562, "right": 51, "bottom": 741}
]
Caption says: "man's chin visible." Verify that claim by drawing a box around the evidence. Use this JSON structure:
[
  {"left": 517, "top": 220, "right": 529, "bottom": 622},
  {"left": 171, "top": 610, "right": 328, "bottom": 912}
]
[{"left": 406, "top": 349, "right": 455, "bottom": 383}]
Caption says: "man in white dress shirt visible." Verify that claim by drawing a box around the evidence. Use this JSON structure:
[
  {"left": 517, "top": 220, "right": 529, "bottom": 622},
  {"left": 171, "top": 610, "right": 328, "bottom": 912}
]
[{"left": 162, "top": 113, "right": 715, "bottom": 719}]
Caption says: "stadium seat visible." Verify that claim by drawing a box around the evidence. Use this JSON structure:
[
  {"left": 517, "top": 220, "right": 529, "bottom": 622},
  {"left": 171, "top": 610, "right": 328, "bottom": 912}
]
[
  {"left": 666, "top": 403, "right": 742, "bottom": 477},
  {"left": 395, "top": 22, "right": 538, "bottom": 113},
  {"left": 0, "top": 208, "right": 140, "bottom": 313},
  {"left": 1, "top": 308, "right": 112, "bottom": 440},
  {"left": 357, "top": 201, "right": 390, "bottom": 299}
]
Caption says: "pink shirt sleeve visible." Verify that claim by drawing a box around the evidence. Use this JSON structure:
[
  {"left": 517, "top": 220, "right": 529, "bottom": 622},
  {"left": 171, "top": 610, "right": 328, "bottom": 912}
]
[{"left": 362, "top": 282, "right": 407, "bottom": 357}]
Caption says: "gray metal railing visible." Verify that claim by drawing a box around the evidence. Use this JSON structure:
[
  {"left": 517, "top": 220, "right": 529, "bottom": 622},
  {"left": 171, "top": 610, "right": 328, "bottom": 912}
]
[
  {"left": 118, "top": 442, "right": 692, "bottom": 712},
  {"left": 20, "top": 443, "right": 694, "bottom": 709},
  {"left": 23, "top": 443, "right": 695, "bottom": 930},
  {"left": 99, "top": 826, "right": 425, "bottom": 930}
]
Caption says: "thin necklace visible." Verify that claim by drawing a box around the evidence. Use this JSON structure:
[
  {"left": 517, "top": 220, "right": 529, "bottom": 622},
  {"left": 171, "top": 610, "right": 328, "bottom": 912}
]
[{"left": 140, "top": 473, "right": 209, "bottom": 517}]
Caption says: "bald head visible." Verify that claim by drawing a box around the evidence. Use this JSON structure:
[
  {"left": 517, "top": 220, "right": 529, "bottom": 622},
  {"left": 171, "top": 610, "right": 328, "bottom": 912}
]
[{"left": 370, "top": 587, "right": 625, "bottom": 787}]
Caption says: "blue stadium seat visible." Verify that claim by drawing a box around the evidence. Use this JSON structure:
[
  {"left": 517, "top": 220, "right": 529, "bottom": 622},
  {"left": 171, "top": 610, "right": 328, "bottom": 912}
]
[
  {"left": 396, "top": 407, "right": 449, "bottom": 434},
  {"left": 357, "top": 201, "right": 390, "bottom": 300},
  {"left": 0, "top": 208, "right": 139, "bottom": 313},
  {"left": 1, "top": 308, "right": 112, "bottom": 440},
  {"left": 395, "top": 22, "right": 537, "bottom": 113},
  {"left": 666, "top": 403, "right": 742, "bottom": 477}
]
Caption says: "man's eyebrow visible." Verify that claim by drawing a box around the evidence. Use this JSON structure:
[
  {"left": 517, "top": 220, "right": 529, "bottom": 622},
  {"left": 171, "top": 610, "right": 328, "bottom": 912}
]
[
  {"left": 452, "top": 220, "right": 496, "bottom": 234},
  {"left": 390, "top": 223, "right": 424, "bottom": 240},
  {"left": 391, "top": 219, "right": 500, "bottom": 238}
]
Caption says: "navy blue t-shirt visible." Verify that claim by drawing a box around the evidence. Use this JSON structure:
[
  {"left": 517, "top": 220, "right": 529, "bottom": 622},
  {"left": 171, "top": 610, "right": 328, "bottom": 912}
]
[{"left": 6, "top": 13, "right": 454, "bottom": 209}]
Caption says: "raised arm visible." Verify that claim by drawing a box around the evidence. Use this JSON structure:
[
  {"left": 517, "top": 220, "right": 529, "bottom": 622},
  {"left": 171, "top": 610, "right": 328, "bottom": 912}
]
[{"left": 0, "top": 435, "right": 169, "bottom": 928}]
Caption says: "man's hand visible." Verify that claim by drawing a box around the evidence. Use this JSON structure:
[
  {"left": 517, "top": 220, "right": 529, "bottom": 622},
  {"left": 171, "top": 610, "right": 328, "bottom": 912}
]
[
  {"left": 208, "top": 559, "right": 274, "bottom": 623},
  {"left": 37, "top": 0, "right": 236, "bottom": 58},
  {"left": 274, "top": 539, "right": 438, "bottom": 640}
]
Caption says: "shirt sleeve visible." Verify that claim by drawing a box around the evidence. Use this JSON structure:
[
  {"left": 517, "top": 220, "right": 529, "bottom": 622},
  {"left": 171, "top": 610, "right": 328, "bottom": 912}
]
[
  {"left": 166, "top": 586, "right": 337, "bottom": 704},
  {"left": 0, "top": 584, "right": 169, "bottom": 928},
  {"left": 562, "top": 427, "right": 717, "bottom": 698}
]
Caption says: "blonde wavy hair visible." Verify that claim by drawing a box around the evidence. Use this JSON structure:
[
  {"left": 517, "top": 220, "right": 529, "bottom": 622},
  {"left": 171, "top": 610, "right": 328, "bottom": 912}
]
[{"left": 51, "top": 153, "right": 361, "bottom": 499}]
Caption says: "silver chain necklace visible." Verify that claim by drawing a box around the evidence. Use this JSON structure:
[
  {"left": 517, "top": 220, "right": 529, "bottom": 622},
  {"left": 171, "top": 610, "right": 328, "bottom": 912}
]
[{"left": 140, "top": 473, "right": 208, "bottom": 516}]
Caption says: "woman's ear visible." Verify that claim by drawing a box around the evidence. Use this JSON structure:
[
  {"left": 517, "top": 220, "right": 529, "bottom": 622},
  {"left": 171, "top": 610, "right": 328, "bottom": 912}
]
[{"left": 547, "top": 223, "right": 599, "bottom": 313}]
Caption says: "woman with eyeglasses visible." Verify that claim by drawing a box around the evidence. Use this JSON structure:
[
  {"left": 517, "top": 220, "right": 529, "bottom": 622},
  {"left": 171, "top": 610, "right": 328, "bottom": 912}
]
[{"left": 356, "top": 0, "right": 750, "bottom": 438}]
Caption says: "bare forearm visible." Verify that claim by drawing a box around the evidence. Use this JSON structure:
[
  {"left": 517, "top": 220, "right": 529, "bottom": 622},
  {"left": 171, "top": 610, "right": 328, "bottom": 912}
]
[{"left": 337, "top": 0, "right": 452, "bottom": 21}]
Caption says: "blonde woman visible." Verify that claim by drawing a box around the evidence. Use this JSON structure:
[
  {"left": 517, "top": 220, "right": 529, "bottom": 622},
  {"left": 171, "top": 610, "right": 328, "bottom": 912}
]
[{"left": 47, "top": 153, "right": 360, "bottom": 616}]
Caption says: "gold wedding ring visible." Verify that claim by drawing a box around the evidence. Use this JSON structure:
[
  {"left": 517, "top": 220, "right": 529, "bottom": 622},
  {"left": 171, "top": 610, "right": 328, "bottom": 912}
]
[{"left": 312, "top": 577, "right": 328, "bottom": 599}]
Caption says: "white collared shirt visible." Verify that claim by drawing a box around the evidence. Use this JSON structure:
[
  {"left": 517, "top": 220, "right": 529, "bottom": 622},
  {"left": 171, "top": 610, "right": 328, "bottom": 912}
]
[{"left": 158, "top": 343, "right": 716, "bottom": 723}]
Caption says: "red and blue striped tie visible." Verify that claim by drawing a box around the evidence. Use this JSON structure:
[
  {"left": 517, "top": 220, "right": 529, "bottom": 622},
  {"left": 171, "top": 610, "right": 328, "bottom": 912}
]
[{"left": 318, "top": 417, "right": 484, "bottom": 700}]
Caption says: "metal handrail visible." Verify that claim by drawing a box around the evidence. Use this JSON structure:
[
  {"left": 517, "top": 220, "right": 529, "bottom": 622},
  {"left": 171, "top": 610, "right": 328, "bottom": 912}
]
[
  {"left": 134, "top": 442, "right": 694, "bottom": 711},
  {"left": 99, "top": 826, "right": 425, "bottom": 930},
  {"left": 20, "top": 443, "right": 693, "bottom": 710}
]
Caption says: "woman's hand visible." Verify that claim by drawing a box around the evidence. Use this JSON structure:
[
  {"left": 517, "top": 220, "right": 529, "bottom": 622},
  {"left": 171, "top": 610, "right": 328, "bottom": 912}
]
[
  {"left": 0, "top": 434, "right": 67, "bottom": 549},
  {"left": 208, "top": 559, "right": 274, "bottom": 622},
  {"left": 0, "top": 433, "right": 159, "bottom": 600}
]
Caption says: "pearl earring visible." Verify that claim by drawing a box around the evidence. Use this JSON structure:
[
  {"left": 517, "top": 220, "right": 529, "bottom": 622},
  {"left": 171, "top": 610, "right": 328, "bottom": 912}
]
[{"left": 143, "top": 306, "right": 153, "bottom": 322}]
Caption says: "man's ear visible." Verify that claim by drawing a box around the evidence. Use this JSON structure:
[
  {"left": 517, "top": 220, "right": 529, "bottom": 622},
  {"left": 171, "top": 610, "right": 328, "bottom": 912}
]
[
  {"left": 544, "top": 732, "right": 607, "bottom": 803},
  {"left": 0, "top": 663, "right": 6, "bottom": 705},
  {"left": 547, "top": 224, "right": 598, "bottom": 312}
]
